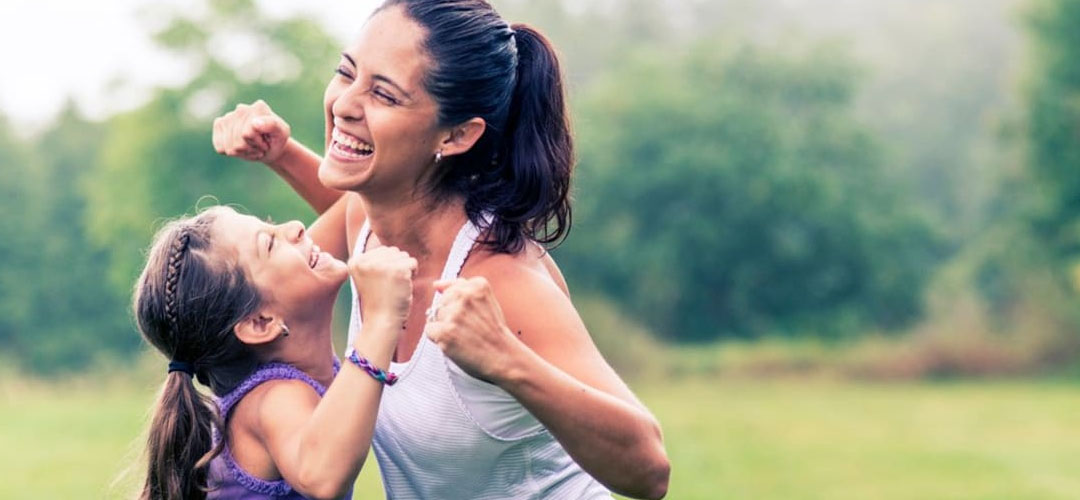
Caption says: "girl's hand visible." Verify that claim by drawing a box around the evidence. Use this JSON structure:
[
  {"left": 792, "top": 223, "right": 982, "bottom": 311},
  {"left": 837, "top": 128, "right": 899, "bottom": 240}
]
[
  {"left": 349, "top": 247, "right": 418, "bottom": 334},
  {"left": 212, "top": 100, "right": 292, "bottom": 164},
  {"left": 425, "top": 277, "right": 524, "bottom": 383}
]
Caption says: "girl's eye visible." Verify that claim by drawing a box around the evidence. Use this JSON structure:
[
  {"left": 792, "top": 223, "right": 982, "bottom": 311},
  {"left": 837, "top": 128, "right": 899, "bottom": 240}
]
[
  {"left": 335, "top": 67, "right": 353, "bottom": 79},
  {"left": 264, "top": 217, "right": 276, "bottom": 253}
]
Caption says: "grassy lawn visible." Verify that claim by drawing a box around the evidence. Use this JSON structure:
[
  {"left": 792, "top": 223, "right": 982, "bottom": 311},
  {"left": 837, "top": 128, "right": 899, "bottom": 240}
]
[{"left": 2, "top": 376, "right": 1078, "bottom": 499}]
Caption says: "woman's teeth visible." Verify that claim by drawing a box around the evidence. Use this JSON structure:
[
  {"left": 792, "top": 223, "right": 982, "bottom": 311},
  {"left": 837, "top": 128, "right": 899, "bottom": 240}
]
[
  {"left": 332, "top": 129, "right": 374, "bottom": 156},
  {"left": 310, "top": 244, "right": 321, "bottom": 268}
]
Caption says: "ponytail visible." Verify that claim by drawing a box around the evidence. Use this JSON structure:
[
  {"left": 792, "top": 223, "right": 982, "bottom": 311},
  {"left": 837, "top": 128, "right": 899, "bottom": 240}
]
[
  {"left": 141, "top": 372, "right": 222, "bottom": 500},
  {"left": 489, "top": 23, "right": 573, "bottom": 253}
]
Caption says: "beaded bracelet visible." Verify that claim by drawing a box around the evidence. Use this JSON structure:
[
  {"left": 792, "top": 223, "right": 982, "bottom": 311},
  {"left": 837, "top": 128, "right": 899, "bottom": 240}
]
[{"left": 347, "top": 350, "right": 399, "bottom": 386}]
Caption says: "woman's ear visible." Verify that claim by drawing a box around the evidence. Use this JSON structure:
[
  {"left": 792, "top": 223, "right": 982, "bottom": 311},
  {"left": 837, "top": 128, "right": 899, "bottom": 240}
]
[
  {"left": 234, "top": 311, "right": 286, "bottom": 345},
  {"left": 439, "top": 117, "right": 487, "bottom": 158}
]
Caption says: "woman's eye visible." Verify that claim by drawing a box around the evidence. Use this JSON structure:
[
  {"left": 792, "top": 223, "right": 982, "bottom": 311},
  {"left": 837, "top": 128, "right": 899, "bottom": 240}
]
[
  {"left": 374, "top": 88, "right": 399, "bottom": 105},
  {"left": 335, "top": 67, "right": 353, "bottom": 79}
]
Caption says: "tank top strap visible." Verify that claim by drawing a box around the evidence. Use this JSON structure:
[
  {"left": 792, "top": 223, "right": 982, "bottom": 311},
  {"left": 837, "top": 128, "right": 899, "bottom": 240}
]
[
  {"left": 356, "top": 218, "right": 372, "bottom": 254},
  {"left": 425, "top": 216, "right": 486, "bottom": 321}
]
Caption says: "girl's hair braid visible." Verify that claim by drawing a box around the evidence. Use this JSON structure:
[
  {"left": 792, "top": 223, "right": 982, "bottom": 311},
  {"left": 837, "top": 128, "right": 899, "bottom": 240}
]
[{"left": 163, "top": 231, "right": 191, "bottom": 338}]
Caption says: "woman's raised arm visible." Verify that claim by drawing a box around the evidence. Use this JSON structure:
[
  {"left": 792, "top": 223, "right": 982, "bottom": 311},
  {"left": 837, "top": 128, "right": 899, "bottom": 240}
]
[{"left": 212, "top": 100, "right": 344, "bottom": 213}]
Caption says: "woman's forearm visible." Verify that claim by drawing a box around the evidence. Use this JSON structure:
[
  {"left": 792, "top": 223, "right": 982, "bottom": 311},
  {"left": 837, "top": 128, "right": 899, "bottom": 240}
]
[
  {"left": 496, "top": 346, "right": 670, "bottom": 499},
  {"left": 265, "top": 138, "right": 344, "bottom": 214}
]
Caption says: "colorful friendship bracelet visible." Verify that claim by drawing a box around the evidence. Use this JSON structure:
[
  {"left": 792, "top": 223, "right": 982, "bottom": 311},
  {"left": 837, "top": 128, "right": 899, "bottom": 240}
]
[{"left": 347, "top": 350, "right": 399, "bottom": 386}]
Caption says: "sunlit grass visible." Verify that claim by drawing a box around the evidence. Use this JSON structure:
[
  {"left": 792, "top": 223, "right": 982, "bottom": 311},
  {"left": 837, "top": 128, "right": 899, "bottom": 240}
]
[
  {"left": 633, "top": 378, "right": 1080, "bottom": 499},
  {"left": 2, "top": 372, "right": 1079, "bottom": 499}
]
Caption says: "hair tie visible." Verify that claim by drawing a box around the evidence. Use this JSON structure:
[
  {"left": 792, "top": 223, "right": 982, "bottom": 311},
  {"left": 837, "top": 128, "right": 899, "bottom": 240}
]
[{"left": 168, "top": 360, "right": 195, "bottom": 376}]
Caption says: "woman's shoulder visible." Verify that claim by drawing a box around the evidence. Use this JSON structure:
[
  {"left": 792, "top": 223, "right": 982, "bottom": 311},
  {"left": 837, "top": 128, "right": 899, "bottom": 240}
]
[
  {"left": 465, "top": 241, "right": 565, "bottom": 294},
  {"left": 463, "top": 243, "right": 582, "bottom": 345}
]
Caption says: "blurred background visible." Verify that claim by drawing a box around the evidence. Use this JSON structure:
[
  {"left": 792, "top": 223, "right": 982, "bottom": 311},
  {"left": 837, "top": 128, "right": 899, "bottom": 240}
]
[{"left": 2, "top": 0, "right": 1079, "bottom": 498}]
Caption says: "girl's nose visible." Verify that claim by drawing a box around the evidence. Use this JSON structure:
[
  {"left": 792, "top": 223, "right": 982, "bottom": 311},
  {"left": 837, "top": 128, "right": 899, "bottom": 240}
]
[{"left": 282, "top": 220, "right": 305, "bottom": 243}]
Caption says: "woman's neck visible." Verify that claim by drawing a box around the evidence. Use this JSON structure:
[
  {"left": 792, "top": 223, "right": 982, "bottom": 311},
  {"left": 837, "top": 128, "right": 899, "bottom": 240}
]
[{"left": 360, "top": 192, "right": 467, "bottom": 276}]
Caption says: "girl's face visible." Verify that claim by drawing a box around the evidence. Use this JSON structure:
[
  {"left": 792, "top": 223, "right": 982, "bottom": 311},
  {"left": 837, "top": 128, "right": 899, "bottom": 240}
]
[
  {"left": 211, "top": 208, "right": 347, "bottom": 322},
  {"left": 319, "top": 5, "right": 445, "bottom": 196}
]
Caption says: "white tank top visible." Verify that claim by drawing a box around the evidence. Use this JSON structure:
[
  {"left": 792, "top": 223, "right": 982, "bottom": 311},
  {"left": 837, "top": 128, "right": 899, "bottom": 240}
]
[{"left": 346, "top": 218, "right": 611, "bottom": 499}]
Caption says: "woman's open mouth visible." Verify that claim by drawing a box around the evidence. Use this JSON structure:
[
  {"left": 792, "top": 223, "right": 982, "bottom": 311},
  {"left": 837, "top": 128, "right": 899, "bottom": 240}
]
[{"left": 331, "top": 128, "right": 374, "bottom": 160}]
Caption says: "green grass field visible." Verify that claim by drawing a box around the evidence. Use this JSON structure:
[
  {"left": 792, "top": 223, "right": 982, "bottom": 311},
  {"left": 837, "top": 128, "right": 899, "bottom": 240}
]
[{"left": 2, "top": 376, "right": 1078, "bottom": 499}]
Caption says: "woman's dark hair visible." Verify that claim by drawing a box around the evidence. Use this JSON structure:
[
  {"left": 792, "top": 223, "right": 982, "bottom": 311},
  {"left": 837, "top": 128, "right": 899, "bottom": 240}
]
[
  {"left": 133, "top": 209, "right": 262, "bottom": 500},
  {"left": 379, "top": 0, "right": 573, "bottom": 253}
]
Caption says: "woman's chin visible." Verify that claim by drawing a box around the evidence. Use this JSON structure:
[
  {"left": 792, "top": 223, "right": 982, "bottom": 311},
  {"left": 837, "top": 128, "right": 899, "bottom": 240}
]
[{"left": 318, "top": 155, "right": 371, "bottom": 192}]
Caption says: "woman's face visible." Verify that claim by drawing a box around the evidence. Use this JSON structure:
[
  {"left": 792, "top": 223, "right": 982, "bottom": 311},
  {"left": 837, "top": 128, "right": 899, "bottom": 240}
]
[
  {"left": 319, "top": 5, "right": 444, "bottom": 195},
  {"left": 210, "top": 208, "right": 348, "bottom": 320}
]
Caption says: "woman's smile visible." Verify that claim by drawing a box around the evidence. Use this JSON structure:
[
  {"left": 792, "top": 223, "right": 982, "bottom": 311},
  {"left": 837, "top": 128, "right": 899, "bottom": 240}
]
[{"left": 330, "top": 127, "right": 375, "bottom": 162}]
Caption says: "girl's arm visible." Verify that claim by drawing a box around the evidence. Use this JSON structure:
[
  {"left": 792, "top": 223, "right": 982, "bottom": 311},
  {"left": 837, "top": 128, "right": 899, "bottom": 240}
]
[
  {"left": 249, "top": 246, "right": 417, "bottom": 500},
  {"left": 253, "top": 326, "right": 397, "bottom": 500},
  {"left": 212, "top": 100, "right": 344, "bottom": 214},
  {"left": 427, "top": 262, "right": 670, "bottom": 500}
]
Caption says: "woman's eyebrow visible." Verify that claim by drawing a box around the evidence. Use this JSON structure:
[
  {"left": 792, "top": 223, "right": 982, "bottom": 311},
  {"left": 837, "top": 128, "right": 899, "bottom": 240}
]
[
  {"left": 373, "top": 74, "right": 413, "bottom": 100},
  {"left": 342, "top": 52, "right": 357, "bottom": 66}
]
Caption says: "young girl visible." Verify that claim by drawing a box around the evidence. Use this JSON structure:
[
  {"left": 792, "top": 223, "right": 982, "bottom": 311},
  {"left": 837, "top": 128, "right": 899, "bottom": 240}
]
[{"left": 133, "top": 205, "right": 415, "bottom": 500}]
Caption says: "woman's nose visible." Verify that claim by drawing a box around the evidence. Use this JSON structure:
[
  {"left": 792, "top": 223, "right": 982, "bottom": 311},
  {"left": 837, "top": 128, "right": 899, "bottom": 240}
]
[{"left": 331, "top": 82, "right": 367, "bottom": 123}]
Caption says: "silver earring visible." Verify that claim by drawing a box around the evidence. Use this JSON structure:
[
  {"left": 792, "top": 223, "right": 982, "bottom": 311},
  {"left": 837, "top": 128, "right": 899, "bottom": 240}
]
[
  {"left": 280, "top": 322, "right": 290, "bottom": 338},
  {"left": 434, "top": 150, "right": 443, "bottom": 163}
]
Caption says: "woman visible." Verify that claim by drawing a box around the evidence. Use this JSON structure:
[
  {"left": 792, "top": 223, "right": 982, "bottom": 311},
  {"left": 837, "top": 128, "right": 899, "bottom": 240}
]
[
  {"left": 134, "top": 205, "right": 417, "bottom": 500},
  {"left": 212, "top": 1, "right": 670, "bottom": 498}
]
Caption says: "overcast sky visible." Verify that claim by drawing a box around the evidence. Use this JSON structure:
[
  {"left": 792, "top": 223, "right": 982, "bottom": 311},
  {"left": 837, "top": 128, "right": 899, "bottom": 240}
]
[{"left": 0, "top": 0, "right": 380, "bottom": 132}]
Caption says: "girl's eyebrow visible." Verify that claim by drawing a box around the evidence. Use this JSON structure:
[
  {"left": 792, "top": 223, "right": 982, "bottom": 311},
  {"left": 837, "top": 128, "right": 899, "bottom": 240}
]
[{"left": 342, "top": 52, "right": 357, "bottom": 66}]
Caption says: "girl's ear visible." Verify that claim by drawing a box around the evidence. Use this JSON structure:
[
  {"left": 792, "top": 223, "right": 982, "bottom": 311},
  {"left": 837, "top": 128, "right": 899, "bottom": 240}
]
[{"left": 233, "top": 310, "right": 286, "bottom": 345}]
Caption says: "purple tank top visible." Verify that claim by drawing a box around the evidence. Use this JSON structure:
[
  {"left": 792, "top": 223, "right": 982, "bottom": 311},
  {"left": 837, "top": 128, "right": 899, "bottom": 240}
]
[{"left": 206, "top": 360, "right": 348, "bottom": 500}]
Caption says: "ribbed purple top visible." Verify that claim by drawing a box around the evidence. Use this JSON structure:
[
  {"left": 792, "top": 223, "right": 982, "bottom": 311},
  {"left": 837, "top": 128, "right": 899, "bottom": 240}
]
[{"left": 206, "top": 360, "right": 347, "bottom": 500}]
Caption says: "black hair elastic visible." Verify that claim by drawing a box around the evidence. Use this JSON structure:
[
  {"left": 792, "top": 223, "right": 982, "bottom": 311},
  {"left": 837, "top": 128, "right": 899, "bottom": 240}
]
[{"left": 168, "top": 360, "right": 195, "bottom": 376}]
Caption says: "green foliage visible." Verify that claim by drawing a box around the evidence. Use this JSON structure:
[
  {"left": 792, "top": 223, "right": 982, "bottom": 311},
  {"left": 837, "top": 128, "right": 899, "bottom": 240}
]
[
  {"left": 0, "top": 106, "right": 137, "bottom": 372},
  {"left": 0, "top": 1, "right": 343, "bottom": 374},
  {"left": 560, "top": 42, "right": 946, "bottom": 341},
  {"left": 0, "top": 115, "right": 42, "bottom": 351},
  {"left": 1, "top": 0, "right": 1029, "bottom": 370},
  {"left": 1024, "top": 0, "right": 1080, "bottom": 263},
  {"left": 970, "top": 0, "right": 1080, "bottom": 340},
  {"left": 85, "top": 1, "right": 339, "bottom": 297}
]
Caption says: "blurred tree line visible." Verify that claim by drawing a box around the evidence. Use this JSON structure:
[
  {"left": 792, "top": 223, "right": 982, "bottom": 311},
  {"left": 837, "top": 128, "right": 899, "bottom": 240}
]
[{"left": 0, "top": 0, "right": 1074, "bottom": 373}]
